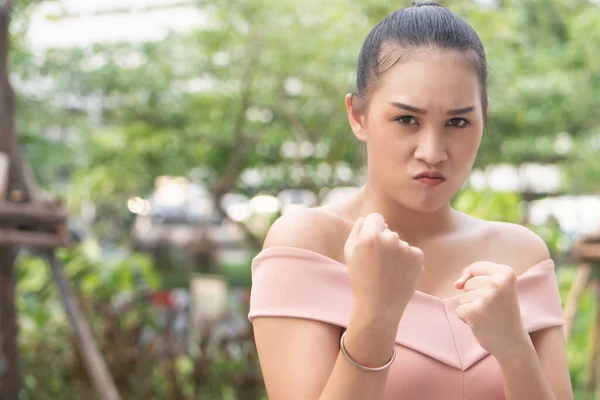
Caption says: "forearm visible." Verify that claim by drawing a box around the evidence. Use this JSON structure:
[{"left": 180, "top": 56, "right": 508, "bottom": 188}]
[
  {"left": 497, "top": 334, "right": 555, "bottom": 400},
  {"left": 319, "top": 310, "right": 399, "bottom": 400}
]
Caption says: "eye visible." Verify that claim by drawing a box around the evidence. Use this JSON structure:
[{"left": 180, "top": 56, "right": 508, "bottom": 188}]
[
  {"left": 447, "top": 118, "right": 469, "bottom": 128},
  {"left": 395, "top": 115, "right": 419, "bottom": 126}
]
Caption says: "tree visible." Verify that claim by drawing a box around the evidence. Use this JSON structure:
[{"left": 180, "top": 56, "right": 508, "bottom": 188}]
[
  {"left": 17, "top": 1, "right": 600, "bottom": 243},
  {"left": 10, "top": 0, "right": 600, "bottom": 396}
]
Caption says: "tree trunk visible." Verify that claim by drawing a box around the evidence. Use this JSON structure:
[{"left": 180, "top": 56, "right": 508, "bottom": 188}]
[
  {"left": 45, "top": 252, "right": 121, "bottom": 400},
  {"left": 0, "top": 245, "right": 20, "bottom": 400},
  {"left": 0, "top": 0, "right": 30, "bottom": 204}
]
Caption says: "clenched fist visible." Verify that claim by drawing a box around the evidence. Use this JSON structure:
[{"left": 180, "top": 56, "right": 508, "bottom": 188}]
[
  {"left": 454, "top": 262, "right": 529, "bottom": 359},
  {"left": 344, "top": 213, "right": 424, "bottom": 322}
]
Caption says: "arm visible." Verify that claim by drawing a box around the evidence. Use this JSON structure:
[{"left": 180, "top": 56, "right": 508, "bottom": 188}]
[
  {"left": 495, "top": 326, "right": 572, "bottom": 400},
  {"left": 455, "top": 223, "right": 573, "bottom": 400},
  {"left": 494, "top": 225, "right": 573, "bottom": 400},
  {"left": 252, "top": 210, "right": 420, "bottom": 400},
  {"left": 254, "top": 308, "right": 398, "bottom": 400}
]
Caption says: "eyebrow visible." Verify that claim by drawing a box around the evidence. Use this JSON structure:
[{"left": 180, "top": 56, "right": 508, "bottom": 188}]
[{"left": 389, "top": 102, "right": 476, "bottom": 115}]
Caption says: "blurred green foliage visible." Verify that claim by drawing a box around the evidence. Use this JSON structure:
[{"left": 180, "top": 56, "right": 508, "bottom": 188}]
[
  {"left": 454, "top": 188, "right": 523, "bottom": 223},
  {"left": 17, "top": 244, "right": 264, "bottom": 399},
  {"left": 9, "top": 0, "right": 600, "bottom": 398},
  {"left": 10, "top": 0, "right": 600, "bottom": 242},
  {"left": 557, "top": 267, "right": 595, "bottom": 400}
]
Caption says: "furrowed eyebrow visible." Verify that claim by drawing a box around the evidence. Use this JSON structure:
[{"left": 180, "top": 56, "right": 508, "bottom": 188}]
[
  {"left": 389, "top": 102, "right": 476, "bottom": 116},
  {"left": 447, "top": 106, "right": 475, "bottom": 115},
  {"left": 389, "top": 102, "right": 427, "bottom": 114}
]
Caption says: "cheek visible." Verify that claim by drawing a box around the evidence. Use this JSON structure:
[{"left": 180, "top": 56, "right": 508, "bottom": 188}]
[
  {"left": 455, "top": 124, "right": 483, "bottom": 148},
  {"left": 451, "top": 132, "right": 482, "bottom": 166},
  {"left": 366, "top": 118, "right": 396, "bottom": 148},
  {"left": 371, "top": 128, "right": 412, "bottom": 165}
]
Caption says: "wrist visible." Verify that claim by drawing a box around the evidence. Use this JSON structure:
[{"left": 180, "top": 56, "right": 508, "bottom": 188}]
[
  {"left": 343, "top": 317, "right": 399, "bottom": 369},
  {"left": 350, "top": 300, "right": 404, "bottom": 327},
  {"left": 347, "top": 303, "right": 401, "bottom": 342},
  {"left": 493, "top": 328, "right": 535, "bottom": 367}
]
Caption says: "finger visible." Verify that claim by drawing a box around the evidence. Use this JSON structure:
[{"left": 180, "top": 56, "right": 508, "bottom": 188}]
[
  {"left": 454, "top": 267, "right": 472, "bottom": 289},
  {"left": 456, "top": 303, "right": 472, "bottom": 325},
  {"left": 409, "top": 245, "right": 423, "bottom": 258},
  {"left": 346, "top": 217, "right": 365, "bottom": 246},
  {"left": 359, "top": 213, "right": 385, "bottom": 238},
  {"left": 462, "top": 276, "right": 490, "bottom": 292},
  {"left": 381, "top": 228, "right": 399, "bottom": 242},
  {"left": 458, "top": 288, "right": 488, "bottom": 305},
  {"left": 467, "top": 261, "right": 500, "bottom": 277}
]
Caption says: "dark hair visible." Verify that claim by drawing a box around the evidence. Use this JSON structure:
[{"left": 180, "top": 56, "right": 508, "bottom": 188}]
[{"left": 354, "top": 1, "right": 488, "bottom": 111}]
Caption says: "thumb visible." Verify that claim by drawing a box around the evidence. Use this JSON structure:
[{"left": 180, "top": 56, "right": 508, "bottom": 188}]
[
  {"left": 454, "top": 267, "right": 472, "bottom": 289},
  {"left": 345, "top": 217, "right": 365, "bottom": 248},
  {"left": 359, "top": 213, "right": 385, "bottom": 239}
]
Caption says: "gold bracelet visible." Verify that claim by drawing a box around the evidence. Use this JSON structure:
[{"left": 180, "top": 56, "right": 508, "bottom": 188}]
[{"left": 339, "top": 330, "right": 396, "bottom": 372}]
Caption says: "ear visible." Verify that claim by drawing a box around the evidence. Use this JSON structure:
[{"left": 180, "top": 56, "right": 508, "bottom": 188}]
[{"left": 345, "top": 93, "right": 367, "bottom": 142}]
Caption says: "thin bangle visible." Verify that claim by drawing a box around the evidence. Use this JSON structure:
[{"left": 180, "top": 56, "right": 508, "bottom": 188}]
[{"left": 339, "top": 330, "right": 396, "bottom": 372}]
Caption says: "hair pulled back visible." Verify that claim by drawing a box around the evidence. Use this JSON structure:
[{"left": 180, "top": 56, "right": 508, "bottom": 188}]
[{"left": 355, "top": 1, "right": 488, "bottom": 110}]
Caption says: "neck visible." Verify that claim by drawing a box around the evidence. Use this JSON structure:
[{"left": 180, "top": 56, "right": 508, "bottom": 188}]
[{"left": 354, "top": 184, "right": 458, "bottom": 247}]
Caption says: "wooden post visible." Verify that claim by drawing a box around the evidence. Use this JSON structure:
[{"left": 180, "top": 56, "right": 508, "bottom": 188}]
[
  {"left": 567, "top": 230, "right": 600, "bottom": 397},
  {"left": 0, "top": 1, "right": 22, "bottom": 398},
  {"left": 46, "top": 252, "right": 120, "bottom": 400},
  {"left": 0, "top": 152, "right": 8, "bottom": 198},
  {"left": 0, "top": 246, "right": 20, "bottom": 400},
  {"left": 585, "top": 277, "right": 600, "bottom": 397},
  {"left": 0, "top": 0, "right": 121, "bottom": 397},
  {"left": 563, "top": 264, "right": 592, "bottom": 341}
]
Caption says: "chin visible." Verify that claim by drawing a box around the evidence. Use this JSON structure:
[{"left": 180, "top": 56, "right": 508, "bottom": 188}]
[
  {"left": 411, "top": 201, "right": 447, "bottom": 214},
  {"left": 400, "top": 193, "right": 451, "bottom": 214}
]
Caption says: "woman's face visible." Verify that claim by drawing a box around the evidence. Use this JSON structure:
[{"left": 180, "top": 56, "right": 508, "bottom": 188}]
[{"left": 347, "top": 48, "right": 485, "bottom": 213}]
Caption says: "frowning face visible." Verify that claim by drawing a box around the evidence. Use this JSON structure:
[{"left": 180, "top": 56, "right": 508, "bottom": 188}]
[{"left": 347, "top": 48, "right": 486, "bottom": 212}]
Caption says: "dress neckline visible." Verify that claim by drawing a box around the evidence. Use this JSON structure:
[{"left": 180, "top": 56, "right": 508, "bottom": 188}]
[{"left": 254, "top": 245, "right": 555, "bottom": 303}]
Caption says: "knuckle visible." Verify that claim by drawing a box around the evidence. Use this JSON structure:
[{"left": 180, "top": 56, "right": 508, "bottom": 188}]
[
  {"left": 397, "top": 242, "right": 411, "bottom": 256},
  {"left": 457, "top": 307, "right": 473, "bottom": 327},
  {"left": 383, "top": 231, "right": 399, "bottom": 242},
  {"left": 495, "top": 272, "right": 516, "bottom": 291},
  {"left": 398, "top": 239, "right": 409, "bottom": 249},
  {"left": 489, "top": 277, "right": 503, "bottom": 290},
  {"left": 410, "top": 246, "right": 424, "bottom": 258},
  {"left": 505, "top": 269, "right": 517, "bottom": 284},
  {"left": 471, "top": 305, "right": 483, "bottom": 318},
  {"left": 363, "top": 233, "right": 380, "bottom": 246},
  {"left": 472, "top": 298, "right": 486, "bottom": 313}
]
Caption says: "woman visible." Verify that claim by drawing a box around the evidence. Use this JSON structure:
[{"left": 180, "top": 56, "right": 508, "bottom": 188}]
[{"left": 248, "top": 2, "right": 573, "bottom": 399}]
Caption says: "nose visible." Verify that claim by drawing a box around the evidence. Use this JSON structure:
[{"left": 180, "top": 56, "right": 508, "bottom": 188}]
[{"left": 413, "top": 130, "right": 448, "bottom": 166}]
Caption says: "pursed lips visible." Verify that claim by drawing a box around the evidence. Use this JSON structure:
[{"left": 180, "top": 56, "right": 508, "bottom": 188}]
[{"left": 413, "top": 171, "right": 446, "bottom": 186}]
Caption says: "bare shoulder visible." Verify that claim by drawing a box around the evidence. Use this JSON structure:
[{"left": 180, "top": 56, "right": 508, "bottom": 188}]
[
  {"left": 481, "top": 219, "right": 551, "bottom": 274},
  {"left": 262, "top": 207, "right": 350, "bottom": 262}
]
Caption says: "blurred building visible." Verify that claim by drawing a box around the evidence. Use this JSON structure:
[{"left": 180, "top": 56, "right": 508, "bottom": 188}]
[{"left": 131, "top": 177, "right": 250, "bottom": 269}]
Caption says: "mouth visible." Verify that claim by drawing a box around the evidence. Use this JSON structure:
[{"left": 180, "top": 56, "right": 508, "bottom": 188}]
[{"left": 413, "top": 171, "right": 446, "bottom": 187}]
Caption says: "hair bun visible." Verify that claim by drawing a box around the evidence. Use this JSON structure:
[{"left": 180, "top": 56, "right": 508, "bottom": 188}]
[{"left": 411, "top": 1, "right": 443, "bottom": 7}]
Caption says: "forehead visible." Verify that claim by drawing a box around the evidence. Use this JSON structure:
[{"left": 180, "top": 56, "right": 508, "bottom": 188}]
[{"left": 373, "top": 48, "right": 482, "bottom": 108}]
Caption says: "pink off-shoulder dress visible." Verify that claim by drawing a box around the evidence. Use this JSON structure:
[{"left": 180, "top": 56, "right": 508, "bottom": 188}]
[{"left": 248, "top": 246, "right": 564, "bottom": 400}]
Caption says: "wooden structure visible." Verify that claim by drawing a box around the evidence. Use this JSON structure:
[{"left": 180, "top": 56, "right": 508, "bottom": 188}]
[
  {"left": 0, "top": 1, "right": 120, "bottom": 399},
  {"left": 563, "top": 231, "right": 600, "bottom": 397}
]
